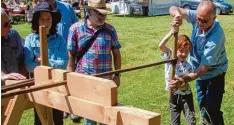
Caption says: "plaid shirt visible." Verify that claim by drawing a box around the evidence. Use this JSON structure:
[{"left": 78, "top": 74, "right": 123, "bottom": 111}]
[{"left": 67, "top": 17, "right": 121, "bottom": 76}]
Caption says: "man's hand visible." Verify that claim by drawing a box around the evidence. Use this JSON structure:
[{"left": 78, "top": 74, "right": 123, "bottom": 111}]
[
  {"left": 113, "top": 75, "right": 120, "bottom": 88},
  {"left": 172, "top": 15, "right": 183, "bottom": 27},
  {"left": 1, "top": 73, "right": 26, "bottom": 81}
]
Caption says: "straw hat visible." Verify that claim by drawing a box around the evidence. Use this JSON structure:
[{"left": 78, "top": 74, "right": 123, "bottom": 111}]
[{"left": 86, "top": 0, "right": 111, "bottom": 15}]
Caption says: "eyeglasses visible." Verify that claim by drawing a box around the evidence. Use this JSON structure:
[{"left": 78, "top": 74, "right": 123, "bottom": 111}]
[
  {"left": 92, "top": 10, "right": 106, "bottom": 17},
  {"left": 4, "top": 20, "right": 11, "bottom": 28}
]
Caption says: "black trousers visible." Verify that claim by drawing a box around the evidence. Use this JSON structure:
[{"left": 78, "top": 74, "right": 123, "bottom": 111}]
[{"left": 34, "top": 108, "right": 63, "bottom": 125}]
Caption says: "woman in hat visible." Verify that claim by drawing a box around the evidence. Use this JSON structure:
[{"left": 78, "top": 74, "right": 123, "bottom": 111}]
[{"left": 24, "top": 2, "right": 67, "bottom": 125}]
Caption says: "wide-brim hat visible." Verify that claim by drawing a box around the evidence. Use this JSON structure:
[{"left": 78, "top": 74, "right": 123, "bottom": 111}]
[
  {"left": 32, "top": 2, "right": 61, "bottom": 25},
  {"left": 85, "top": 0, "right": 112, "bottom": 15}
]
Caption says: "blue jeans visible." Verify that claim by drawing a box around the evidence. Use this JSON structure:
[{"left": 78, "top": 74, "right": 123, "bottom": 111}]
[
  {"left": 84, "top": 118, "right": 105, "bottom": 125},
  {"left": 196, "top": 72, "right": 225, "bottom": 125},
  {"left": 34, "top": 108, "right": 63, "bottom": 125}
]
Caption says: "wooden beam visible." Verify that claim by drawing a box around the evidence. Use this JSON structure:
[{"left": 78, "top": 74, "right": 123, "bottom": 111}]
[
  {"left": 51, "top": 69, "right": 69, "bottom": 94},
  {"left": 26, "top": 90, "right": 160, "bottom": 125},
  {"left": 34, "top": 66, "right": 53, "bottom": 84},
  {"left": 67, "top": 72, "right": 118, "bottom": 106},
  {"left": 34, "top": 65, "right": 54, "bottom": 125},
  {"left": 3, "top": 95, "right": 28, "bottom": 125},
  {"left": 107, "top": 105, "right": 161, "bottom": 125},
  {"left": 39, "top": 26, "right": 48, "bottom": 66}
]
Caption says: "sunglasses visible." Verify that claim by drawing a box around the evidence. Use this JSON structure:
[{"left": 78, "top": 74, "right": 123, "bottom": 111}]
[
  {"left": 196, "top": 17, "right": 213, "bottom": 24},
  {"left": 92, "top": 10, "right": 106, "bottom": 17},
  {"left": 4, "top": 20, "right": 11, "bottom": 28}
]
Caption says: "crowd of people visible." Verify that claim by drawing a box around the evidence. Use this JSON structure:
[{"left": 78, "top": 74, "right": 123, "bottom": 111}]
[{"left": 1, "top": 0, "right": 228, "bottom": 125}]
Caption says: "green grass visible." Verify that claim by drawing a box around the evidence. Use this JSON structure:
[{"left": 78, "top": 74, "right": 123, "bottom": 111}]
[{"left": 14, "top": 8, "right": 234, "bottom": 125}]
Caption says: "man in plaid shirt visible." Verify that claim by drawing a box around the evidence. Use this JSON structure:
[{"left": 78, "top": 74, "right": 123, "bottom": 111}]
[
  {"left": 66, "top": 1, "right": 122, "bottom": 87},
  {"left": 66, "top": 1, "right": 121, "bottom": 124}
]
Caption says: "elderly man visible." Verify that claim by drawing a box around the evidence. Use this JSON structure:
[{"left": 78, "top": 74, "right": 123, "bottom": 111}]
[
  {"left": 1, "top": 9, "right": 27, "bottom": 84},
  {"left": 67, "top": 0, "right": 122, "bottom": 125},
  {"left": 169, "top": 1, "right": 228, "bottom": 125}
]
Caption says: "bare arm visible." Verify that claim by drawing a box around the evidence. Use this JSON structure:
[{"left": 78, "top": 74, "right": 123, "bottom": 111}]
[
  {"left": 112, "top": 49, "right": 121, "bottom": 71},
  {"left": 112, "top": 49, "right": 121, "bottom": 87},
  {"left": 159, "top": 30, "right": 174, "bottom": 53},
  {"left": 67, "top": 50, "right": 76, "bottom": 72},
  {"left": 170, "top": 64, "right": 210, "bottom": 89}
]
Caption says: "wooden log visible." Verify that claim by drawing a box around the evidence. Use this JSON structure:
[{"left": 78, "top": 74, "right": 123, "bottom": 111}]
[
  {"left": 27, "top": 90, "right": 161, "bottom": 125},
  {"left": 67, "top": 72, "right": 118, "bottom": 106}
]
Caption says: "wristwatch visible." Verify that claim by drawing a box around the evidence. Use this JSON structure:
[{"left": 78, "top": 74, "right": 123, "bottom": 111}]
[{"left": 114, "top": 73, "right": 121, "bottom": 77}]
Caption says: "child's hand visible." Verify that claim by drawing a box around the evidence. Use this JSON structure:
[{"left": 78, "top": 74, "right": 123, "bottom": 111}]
[{"left": 170, "top": 26, "right": 179, "bottom": 34}]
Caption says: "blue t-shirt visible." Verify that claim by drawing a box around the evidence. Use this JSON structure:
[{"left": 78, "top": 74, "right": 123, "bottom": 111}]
[
  {"left": 186, "top": 10, "right": 228, "bottom": 80},
  {"left": 24, "top": 33, "right": 68, "bottom": 73}
]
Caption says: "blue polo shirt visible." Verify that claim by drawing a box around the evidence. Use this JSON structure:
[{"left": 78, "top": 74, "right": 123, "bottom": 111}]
[
  {"left": 56, "top": 1, "right": 78, "bottom": 42},
  {"left": 186, "top": 10, "right": 228, "bottom": 80}
]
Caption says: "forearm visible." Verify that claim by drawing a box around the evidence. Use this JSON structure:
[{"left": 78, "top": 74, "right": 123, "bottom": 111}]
[
  {"left": 67, "top": 50, "right": 75, "bottom": 72},
  {"left": 113, "top": 50, "right": 121, "bottom": 70},
  {"left": 66, "top": 57, "right": 75, "bottom": 72},
  {"left": 181, "top": 65, "right": 209, "bottom": 83},
  {"left": 169, "top": 6, "right": 187, "bottom": 19},
  {"left": 159, "top": 30, "right": 173, "bottom": 52}
]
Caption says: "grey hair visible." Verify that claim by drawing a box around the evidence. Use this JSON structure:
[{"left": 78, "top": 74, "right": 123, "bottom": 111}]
[{"left": 199, "top": 0, "right": 217, "bottom": 16}]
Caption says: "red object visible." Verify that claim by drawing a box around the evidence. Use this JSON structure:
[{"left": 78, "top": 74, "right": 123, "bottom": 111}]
[{"left": 1, "top": 2, "right": 8, "bottom": 9}]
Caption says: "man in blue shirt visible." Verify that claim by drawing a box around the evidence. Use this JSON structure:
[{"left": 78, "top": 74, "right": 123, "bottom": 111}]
[
  {"left": 47, "top": 0, "right": 78, "bottom": 42},
  {"left": 169, "top": 1, "right": 228, "bottom": 125},
  {"left": 1, "top": 9, "right": 27, "bottom": 84}
]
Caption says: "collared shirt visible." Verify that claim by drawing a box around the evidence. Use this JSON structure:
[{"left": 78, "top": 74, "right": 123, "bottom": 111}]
[
  {"left": 186, "top": 10, "right": 228, "bottom": 80},
  {"left": 1, "top": 29, "right": 24, "bottom": 74},
  {"left": 24, "top": 33, "right": 68, "bottom": 73},
  {"left": 67, "top": 17, "right": 121, "bottom": 76},
  {"left": 162, "top": 49, "right": 192, "bottom": 95},
  {"left": 56, "top": 1, "right": 78, "bottom": 42}
]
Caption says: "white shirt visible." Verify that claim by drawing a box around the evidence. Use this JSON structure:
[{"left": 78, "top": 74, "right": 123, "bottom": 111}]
[{"left": 162, "top": 49, "right": 193, "bottom": 95}]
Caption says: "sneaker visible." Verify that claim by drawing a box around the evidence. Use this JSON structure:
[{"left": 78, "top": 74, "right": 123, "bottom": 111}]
[{"left": 70, "top": 114, "right": 82, "bottom": 123}]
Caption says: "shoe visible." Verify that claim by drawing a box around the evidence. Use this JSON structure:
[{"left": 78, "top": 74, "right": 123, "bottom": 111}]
[
  {"left": 70, "top": 114, "right": 82, "bottom": 123},
  {"left": 63, "top": 112, "right": 69, "bottom": 119}
]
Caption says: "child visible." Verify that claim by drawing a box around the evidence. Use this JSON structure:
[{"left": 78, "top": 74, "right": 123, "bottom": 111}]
[
  {"left": 159, "top": 26, "right": 196, "bottom": 125},
  {"left": 25, "top": 4, "right": 32, "bottom": 23}
]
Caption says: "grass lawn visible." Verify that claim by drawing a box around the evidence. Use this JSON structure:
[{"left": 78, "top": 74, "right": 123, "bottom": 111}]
[{"left": 13, "top": 6, "right": 234, "bottom": 125}]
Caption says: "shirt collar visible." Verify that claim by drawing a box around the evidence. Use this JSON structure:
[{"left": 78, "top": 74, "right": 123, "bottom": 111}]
[{"left": 34, "top": 33, "right": 57, "bottom": 40}]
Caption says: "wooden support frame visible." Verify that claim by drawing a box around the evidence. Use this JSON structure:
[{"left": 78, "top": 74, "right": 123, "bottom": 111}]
[{"left": 1, "top": 66, "right": 161, "bottom": 125}]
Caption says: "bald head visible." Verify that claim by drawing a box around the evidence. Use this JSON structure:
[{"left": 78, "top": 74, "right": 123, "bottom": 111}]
[{"left": 197, "top": 1, "right": 216, "bottom": 17}]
